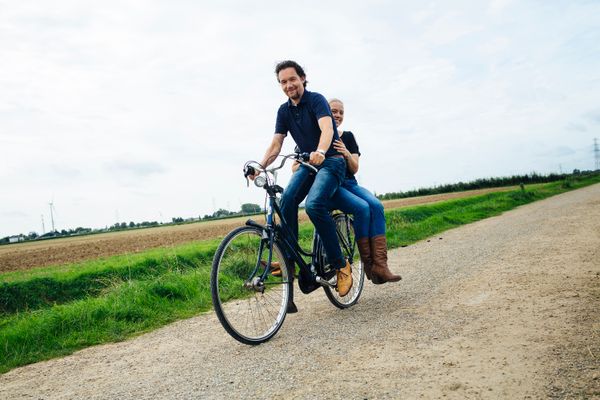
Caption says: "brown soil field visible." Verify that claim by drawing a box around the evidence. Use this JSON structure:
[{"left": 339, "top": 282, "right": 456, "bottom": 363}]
[{"left": 0, "top": 187, "right": 515, "bottom": 273}]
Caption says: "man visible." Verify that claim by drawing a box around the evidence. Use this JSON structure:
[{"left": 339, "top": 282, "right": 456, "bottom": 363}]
[{"left": 252, "top": 60, "right": 353, "bottom": 307}]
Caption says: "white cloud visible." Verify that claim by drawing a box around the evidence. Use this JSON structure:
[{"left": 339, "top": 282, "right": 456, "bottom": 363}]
[{"left": 1, "top": 0, "right": 600, "bottom": 236}]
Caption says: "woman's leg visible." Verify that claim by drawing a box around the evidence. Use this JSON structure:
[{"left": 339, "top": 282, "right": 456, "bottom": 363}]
[
  {"left": 329, "top": 186, "right": 374, "bottom": 279},
  {"left": 328, "top": 186, "right": 370, "bottom": 241},
  {"left": 343, "top": 180, "right": 401, "bottom": 284},
  {"left": 342, "top": 181, "right": 385, "bottom": 238}
]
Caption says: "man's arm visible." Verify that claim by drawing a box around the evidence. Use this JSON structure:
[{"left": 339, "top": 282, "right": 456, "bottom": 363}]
[
  {"left": 310, "top": 116, "right": 334, "bottom": 165},
  {"left": 260, "top": 133, "right": 286, "bottom": 167},
  {"left": 250, "top": 134, "right": 285, "bottom": 180}
]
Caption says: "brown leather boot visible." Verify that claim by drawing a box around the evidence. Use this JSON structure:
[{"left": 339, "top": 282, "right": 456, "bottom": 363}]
[
  {"left": 336, "top": 260, "right": 353, "bottom": 296},
  {"left": 260, "top": 261, "right": 281, "bottom": 276},
  {"left": 357, "top": 238, "right": 373, "bottom": 281},
  {"left": 370, "top": 235, "right": 402, "bottom": 284}
]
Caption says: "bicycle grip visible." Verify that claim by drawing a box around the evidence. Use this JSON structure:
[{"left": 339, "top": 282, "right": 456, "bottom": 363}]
[
  {"left": 243, "top": 165, "right": 256, "bottom": 178},
  {"left": 297, "top": 152, "right": 310, "bottom": 162}
]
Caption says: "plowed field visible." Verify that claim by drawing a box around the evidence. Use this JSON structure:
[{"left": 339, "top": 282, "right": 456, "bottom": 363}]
[{"left": 0, "top": 187, "right": 515, "bottom": 273}]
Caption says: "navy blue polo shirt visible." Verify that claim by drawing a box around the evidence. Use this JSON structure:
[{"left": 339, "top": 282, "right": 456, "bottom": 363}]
[{"left": 274, "top": 90, "right": 341, "bottom": 157}]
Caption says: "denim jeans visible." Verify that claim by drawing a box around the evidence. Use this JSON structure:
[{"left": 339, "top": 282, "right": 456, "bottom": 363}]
[
  {"left": 329, "top": 178, "right": 386, "bottom": 240},
  {"left": 279, "top": 156, "right": 347, "bottom": 269}
]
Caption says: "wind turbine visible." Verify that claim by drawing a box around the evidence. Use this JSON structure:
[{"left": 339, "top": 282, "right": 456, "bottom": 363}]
[{"left": 48, "top": 199, "right": 56, "bottom": 232}]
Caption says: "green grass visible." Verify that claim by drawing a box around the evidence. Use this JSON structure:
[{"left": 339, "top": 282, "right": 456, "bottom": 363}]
[
  {"left": 0, "top": 269, "right": 212, "bottom": 372},
  {"left": 0, "top": 240, "right": 219, "bottom": 314},
  {"left": 1, "top": 175, "right": 599, "bottom": 373}
]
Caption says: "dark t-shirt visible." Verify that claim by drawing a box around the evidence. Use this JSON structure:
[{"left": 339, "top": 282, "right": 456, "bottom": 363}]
[
  {"left": 340, "top": 131, "right": 360, "bottom": 180},
  {"left": 274, "top": 90, "right": 341, "bottom": 157}
]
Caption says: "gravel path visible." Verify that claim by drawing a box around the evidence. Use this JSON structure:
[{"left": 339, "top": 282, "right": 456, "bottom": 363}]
[{"left": 1, "top": 184, "right": 599, "bottom": 399}]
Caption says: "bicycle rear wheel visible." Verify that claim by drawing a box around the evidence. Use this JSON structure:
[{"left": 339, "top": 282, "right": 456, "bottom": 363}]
[
  {"left": 324, "top": 214, "right": 365, "bottom": 308},
  {"left": 211, "top": 226, "right": 290, "bottom": 345}
]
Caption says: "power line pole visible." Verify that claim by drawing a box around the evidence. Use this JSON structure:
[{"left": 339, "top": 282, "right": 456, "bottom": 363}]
[{"left": 594, "top": 137, "right": 599, "bottom": 171}]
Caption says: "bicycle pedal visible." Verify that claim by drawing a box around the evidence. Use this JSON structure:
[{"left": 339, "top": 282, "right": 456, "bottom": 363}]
[{"left": 315, "top": 275, "right": 337, "bottom": 289}]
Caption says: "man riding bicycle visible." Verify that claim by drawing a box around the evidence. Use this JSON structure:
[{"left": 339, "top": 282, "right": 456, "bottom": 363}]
[{"left": 251, "top": 60, "right": 353, "bottom": 308}]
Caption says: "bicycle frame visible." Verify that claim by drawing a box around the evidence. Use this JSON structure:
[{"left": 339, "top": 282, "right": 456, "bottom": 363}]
[
  {"left": 245, "top": 182, "right": 314, "bottom": 285},
  {"left": 241, "top": 153, "right": 358, "bottom": 290},
  {"left": 245, "top": 180, "right": 357, "bottom": 289}
]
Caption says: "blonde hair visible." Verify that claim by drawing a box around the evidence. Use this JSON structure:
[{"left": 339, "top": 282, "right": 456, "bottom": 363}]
[{"left": 328, "top": 98, "right": 344, "bottom": 106}]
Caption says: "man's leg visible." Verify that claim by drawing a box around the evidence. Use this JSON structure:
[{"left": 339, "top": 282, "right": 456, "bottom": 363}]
[
  {"left": 305, "top": 157, "right": 353, "bottom": 296},
  {"left": 305, "top": 158, "right": 345, "bottom": 268},
  {"left": 329, "top": 184, "right": 373, "bottom": 279},
  {"left": 280, "top": 165, "right": 313, "bottom": 243},
  {"left": 279, "top": 165, "right": 314, "bottom": 312}
]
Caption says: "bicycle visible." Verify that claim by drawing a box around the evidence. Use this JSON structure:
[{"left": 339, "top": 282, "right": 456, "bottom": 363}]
[{"left": 210, "top": 153, "right": 365, "bottom": 345}]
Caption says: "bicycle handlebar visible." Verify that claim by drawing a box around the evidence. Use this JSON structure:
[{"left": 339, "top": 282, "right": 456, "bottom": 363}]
[
  {"left": 243, "top": 153, "right": 319, "bottom": 189},
  {"left": 243, "top": 153, "right": 317, "bottom": 178}
]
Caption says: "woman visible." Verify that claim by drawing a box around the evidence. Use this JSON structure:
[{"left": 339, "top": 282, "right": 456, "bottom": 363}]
[
  {"left": 293, "top": 99, "right": 401, "bottom": 284},
  {"left": 328, "top": 98, "right": 401, "bottom": 284}
]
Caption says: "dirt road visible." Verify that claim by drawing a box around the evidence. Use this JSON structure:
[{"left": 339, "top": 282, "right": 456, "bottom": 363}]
[{"left": 1, "top": 184, "right": 598, "bottom": 399}]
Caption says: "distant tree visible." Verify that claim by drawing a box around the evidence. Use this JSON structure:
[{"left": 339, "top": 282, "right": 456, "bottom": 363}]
[
  {"left": 172, "top": 217, "right": 184, "bottom": 223},
  {"left": 129, "top": 221, "right": 135, "bottom": 228},
  {"left": 213, "top": 208, "right": 234, "bottom": 218},
  {"left": 241, "top": 203, "right": 261, "bottom": 214}
]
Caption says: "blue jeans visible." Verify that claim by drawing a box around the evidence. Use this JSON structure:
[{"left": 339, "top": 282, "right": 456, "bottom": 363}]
[
  {"left": 330, "top": 178, "right": 386, "bottom": 240},
  {"left": 280, "top": 157, "right": 347, "bottom": 269}
]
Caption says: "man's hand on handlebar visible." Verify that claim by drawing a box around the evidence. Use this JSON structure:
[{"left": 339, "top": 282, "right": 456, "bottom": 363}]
[
  {"left": 309, "top": 151, "right": 325, "bottom": 166},
  {"left": 249, "top": 170, "right": 261, "bottom": 181},
  {"left": 243, "top": 165, "right": 260, "bottom": 181}
]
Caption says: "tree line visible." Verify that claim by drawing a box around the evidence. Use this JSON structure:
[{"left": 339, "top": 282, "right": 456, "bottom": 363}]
[
  {"left": 376, "top": 170, "right": 591, "bottom": 200},
  {"left": 0, "top": 203, "right": 264, "bottom": 244},
  {"left": 3, "top": 170, "right": 597, "bottom": 245}
]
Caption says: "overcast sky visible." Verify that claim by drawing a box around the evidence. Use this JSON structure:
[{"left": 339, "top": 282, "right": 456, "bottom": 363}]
[{"left": 1, "top": 0, "right": 599, "bottom": 237}]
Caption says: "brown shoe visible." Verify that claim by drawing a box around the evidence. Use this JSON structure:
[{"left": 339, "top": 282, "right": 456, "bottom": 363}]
[
  {"left": 336, "top": 260, "right": 353, "bottom": 296},
  {"left": 357, "top": 237, "right": 373, "bottom": 281},
  {"left": 260, "top": 261, "right": 281, "bottom": 277},
  {"left": 370, "top": 235, "right": 401, "bottom": 284}
]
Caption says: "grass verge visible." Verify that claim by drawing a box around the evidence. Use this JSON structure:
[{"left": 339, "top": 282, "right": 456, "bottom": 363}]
[{"left": 1, "top": 175, "right": 599, "bottom": 373}]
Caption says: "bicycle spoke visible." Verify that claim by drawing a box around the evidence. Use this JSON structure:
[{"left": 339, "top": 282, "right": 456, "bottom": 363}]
[
  {"left": 211, "top": 226, "right": 290, "bottom": 344},
  {"left": 323, "top": 214, "right": 365, "bottom": 308}
]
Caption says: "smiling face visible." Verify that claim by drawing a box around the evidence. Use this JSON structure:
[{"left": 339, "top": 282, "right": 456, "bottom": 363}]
[
  {"left": 329, "top": 100, "right": 344, "bottom": 128},
  {"left": 277, "top": 67, "right": 305, "bottom": 103}
]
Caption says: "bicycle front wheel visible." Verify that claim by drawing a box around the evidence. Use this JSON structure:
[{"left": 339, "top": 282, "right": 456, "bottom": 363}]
[
  {"left": 324, "top": 213, "right": 365, "bottom": 308},
  {"left": 211, "top": 226, "right": 290, "bottom": 345}
]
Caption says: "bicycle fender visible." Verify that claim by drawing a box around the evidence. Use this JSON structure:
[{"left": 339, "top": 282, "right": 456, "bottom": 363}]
[{"left": 245, "top": 219, "right": 266, "bottom": 231}]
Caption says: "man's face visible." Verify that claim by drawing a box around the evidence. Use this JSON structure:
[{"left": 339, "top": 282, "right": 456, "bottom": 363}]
[{"left": 278, "top": 67, "right": 305, "bottom": 102}]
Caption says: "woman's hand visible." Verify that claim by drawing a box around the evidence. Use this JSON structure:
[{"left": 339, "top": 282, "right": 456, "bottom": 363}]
[{"left": 333, "top": 139, "right": 351, "bottom": 159}]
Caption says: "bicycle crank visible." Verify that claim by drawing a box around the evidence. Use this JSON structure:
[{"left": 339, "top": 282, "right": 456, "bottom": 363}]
[{"left": 243, "top": 277, "right": 265, "bottom": 293}]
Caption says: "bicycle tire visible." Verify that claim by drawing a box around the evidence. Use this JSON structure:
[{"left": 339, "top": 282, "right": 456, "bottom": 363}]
[
  {"left": 323, "top": 214, "right": 365, "bottom": 309},
  {"left": 211, "top": 226, "right": 291, "bottom": 345}
]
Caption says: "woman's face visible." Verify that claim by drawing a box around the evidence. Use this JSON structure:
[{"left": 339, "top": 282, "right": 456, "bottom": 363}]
[{"left": 329, "top": 101, "right": 344, "bottom": 128}]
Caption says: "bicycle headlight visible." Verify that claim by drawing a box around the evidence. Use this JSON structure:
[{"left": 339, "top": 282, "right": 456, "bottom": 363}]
[{"left": 254, "top": 175, "right": 267, "bottom": 188}]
